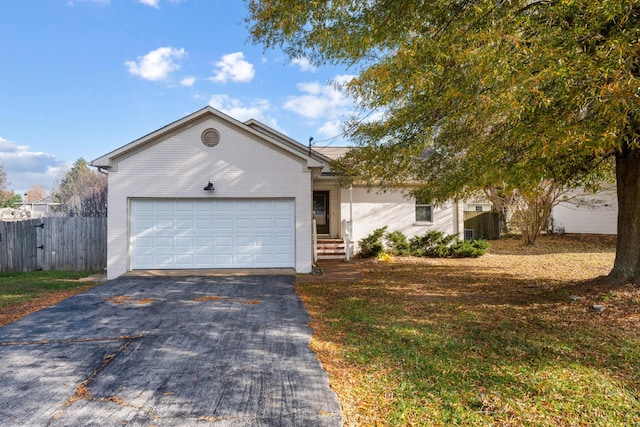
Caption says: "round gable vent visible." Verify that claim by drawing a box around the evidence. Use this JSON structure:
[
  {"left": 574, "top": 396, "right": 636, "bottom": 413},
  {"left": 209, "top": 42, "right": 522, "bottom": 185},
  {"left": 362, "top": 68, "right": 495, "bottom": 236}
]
[{"left": 201, "top": 128, "right": 220, "bottom": 147}]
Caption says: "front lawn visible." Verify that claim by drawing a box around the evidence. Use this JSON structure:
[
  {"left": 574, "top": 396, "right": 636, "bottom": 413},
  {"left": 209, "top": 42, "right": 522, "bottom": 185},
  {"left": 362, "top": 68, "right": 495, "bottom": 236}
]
[
  {"left": 0, "top": 270, "right": 101, "bottom": 326},
  {"left": 299, "top": 236, "right": 640, "bottom": 426}
]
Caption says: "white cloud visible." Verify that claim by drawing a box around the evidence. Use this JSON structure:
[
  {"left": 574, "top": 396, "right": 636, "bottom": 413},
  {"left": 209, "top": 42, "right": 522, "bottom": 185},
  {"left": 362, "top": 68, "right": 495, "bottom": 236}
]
[
  {"left": 291, "top": 57, "right": 317, "bottom": 73},
  {"left": 208, "top": 95, "right": 277, "bottom": 128},
  {"left": 317, "top": 121, "right": 344, "bottom": 139},
  {"left": 0, "top": 137, "right": 67, "bottom": 194},
  {"left": 283, "top": 74, "right": 356, "bottom": 119},
  {"left": 125, "top": 47, "right": 186, "bottom": 81},
  {"left": 210, "top": 52, "right": 255, "bottom": 83},
  {"left": 180, "top": 76, "right": 196, "bottom": 87},
  {"left": 138, "top": 0, "right": 160, "bottom": 7},
  {"left": 281, "top": 74, "right": 358, "bottom": 142}
]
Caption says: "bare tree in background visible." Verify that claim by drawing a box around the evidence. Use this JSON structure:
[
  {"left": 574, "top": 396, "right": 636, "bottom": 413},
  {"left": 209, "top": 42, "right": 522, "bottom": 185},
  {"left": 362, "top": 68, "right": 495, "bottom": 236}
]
[{"left": 25, "top": 184, "right": 48, "bottom": 203}]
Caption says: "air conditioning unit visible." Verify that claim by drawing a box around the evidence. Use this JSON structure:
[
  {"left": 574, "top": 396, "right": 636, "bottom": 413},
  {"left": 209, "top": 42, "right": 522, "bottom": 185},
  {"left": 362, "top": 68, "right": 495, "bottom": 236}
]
[{"left": 464, "top": 229, "right": 475, "bottom": 241}]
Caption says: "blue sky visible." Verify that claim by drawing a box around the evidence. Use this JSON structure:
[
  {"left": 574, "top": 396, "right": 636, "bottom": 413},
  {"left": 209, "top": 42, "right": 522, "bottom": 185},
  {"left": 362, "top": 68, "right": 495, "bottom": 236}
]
[{"left": 0, "top": 0, "right": 357, "bottom": 194}]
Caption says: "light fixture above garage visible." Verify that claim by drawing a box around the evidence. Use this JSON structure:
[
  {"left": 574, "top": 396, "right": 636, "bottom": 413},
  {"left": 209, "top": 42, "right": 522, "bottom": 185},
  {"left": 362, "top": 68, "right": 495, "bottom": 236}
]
[{"left": 204, "top": 181, "right": 214, "bottom": 191}]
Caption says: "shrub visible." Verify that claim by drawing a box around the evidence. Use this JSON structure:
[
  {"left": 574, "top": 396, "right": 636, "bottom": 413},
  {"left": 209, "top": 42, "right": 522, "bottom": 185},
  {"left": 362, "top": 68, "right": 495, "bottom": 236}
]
[
  {"left": 357, "top": 226, "right": 388, "bottom": 258},
  {"left": 385, "top": 230, "right": 410, "bottom": 256},
  {"left": 409, "top": 231, "right": 490, "bottom": 258},
  {"left": 409, "top": 231, "right": 457, "bottom": 258},
  {"left": 450, "top": 239, "right": 490, "bottom": 258}
]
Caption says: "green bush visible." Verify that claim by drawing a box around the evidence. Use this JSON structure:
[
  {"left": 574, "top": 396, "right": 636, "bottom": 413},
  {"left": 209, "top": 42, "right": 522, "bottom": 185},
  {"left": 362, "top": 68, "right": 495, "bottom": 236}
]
[
  {"left": 409, "top": 231, "right": 457, "bottom": 258},
  {"left": 385, "top": 230, "right": 410, "bottom": 256},
  {"left": 357, "top": 226, "right": 388, "bottom": 258},
  {"left": 409, "top": 231, "right": 489, "bottom": 258},
  {"left": 450, "top": 239, "right": 490, "bottom": 258}
]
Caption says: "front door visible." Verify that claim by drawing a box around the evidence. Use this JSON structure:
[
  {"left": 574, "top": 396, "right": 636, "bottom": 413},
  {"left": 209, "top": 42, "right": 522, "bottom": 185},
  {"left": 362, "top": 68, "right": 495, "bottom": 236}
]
[{"left": 313, "top": 191, "right": 330, "bottom": 235}]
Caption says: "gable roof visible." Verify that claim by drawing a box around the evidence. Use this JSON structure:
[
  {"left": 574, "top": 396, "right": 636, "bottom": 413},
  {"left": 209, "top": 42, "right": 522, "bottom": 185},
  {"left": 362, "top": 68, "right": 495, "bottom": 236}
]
[
  {"left": 91, "top": 106, "right": 324, "bottom": 170},
  {"left": 244, "top": 119, "right": 335, "bottom": 164}
]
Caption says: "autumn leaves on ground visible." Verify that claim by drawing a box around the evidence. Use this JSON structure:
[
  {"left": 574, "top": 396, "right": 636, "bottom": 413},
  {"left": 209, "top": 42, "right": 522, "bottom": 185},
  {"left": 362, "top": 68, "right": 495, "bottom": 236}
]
[
  {"left": 300, "top": 236, "right": 640, "bottom": 426},
  {"left": 1, "top": 237, "right": 638, "bottom": 426}
]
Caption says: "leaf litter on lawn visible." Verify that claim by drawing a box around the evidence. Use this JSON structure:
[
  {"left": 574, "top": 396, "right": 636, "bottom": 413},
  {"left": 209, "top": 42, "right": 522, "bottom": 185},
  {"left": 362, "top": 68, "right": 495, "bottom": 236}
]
[{"left": 299, "top": 236, "right": 640, "bottom": 426}]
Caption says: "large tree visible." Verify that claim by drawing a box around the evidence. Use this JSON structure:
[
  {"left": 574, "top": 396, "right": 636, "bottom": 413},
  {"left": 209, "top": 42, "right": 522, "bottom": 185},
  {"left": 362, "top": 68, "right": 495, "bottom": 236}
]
[
  {"left": 54, "top": 158, "right": 107, "bottom": 217},
  {"left": 248, "top": 0, "right": 639, "bottom": 284}
]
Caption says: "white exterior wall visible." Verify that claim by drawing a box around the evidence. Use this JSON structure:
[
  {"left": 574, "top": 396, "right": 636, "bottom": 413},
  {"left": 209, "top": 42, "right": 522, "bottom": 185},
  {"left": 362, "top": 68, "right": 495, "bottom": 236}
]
[
  {"left": 341, "top": 186, "right": 463, "bottom": 253},
  {"left": 105, "top": 116, "right": 313, "bottom": 279},
  {"left": 552, "top": 187, "right": 618, "bottom": 235}
]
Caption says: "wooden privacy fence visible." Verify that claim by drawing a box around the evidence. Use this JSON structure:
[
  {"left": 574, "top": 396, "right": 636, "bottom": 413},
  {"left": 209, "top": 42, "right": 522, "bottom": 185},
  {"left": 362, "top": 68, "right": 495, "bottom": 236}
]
[
  {"left": 463, "top": 211, "right": 501, "bottom": 240},
  {"left": 0, "top": 217, "right": 107, "bottom": 273}
]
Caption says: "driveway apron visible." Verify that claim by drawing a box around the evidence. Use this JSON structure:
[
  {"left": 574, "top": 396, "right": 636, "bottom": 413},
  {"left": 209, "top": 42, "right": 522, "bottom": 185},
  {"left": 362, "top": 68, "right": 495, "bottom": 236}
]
[{"left": 0, "top": 275, "right": 343, "bottom": 426}]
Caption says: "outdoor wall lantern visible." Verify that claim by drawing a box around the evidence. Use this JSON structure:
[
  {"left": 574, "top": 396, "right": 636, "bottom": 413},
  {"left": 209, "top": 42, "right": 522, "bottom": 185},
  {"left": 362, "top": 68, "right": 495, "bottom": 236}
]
[{"left": 204, "top": 181, "right": 214, "bottom": 191}]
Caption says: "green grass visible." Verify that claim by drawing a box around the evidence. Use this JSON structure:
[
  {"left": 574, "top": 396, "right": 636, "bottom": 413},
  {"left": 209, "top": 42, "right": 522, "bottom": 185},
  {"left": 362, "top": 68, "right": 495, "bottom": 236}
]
[
  {"left": 301, "top": 239, "right": 640, "bottom": 426},
  {"left": 0, "top": 270, "right": 98, "bottom": 308}
]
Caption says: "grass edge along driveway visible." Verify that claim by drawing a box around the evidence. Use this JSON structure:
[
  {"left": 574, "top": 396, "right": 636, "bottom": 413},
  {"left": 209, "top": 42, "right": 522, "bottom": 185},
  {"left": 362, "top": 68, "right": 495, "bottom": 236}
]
[
  {"left": 299, "top": 237, "right": 640, "bottom": 426},
  {"left": 0, "top": 270, "right": 100, "bottom": 327}
]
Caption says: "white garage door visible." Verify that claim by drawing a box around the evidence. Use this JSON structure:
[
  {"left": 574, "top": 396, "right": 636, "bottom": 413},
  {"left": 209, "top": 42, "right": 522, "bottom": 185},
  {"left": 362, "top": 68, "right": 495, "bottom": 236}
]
[{"left": 130, "top": 199, "right": 295, "bottom": 269}]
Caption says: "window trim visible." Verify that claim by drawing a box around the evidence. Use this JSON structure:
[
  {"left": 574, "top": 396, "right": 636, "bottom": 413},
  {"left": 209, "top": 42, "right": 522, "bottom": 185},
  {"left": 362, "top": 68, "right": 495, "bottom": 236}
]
[{"left": 415, "top": 201, "right": 433, "bottom": 224}]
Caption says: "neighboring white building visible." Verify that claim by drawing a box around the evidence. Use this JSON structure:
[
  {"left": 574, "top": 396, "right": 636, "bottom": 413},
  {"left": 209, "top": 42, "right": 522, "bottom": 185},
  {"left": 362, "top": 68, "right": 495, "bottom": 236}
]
[
  {"left": 463, "top": 201, "right": 493, "bottom": 212},
  {"left": 551, "top": 185, "right": 617, "bottom": 237},
  {"left": 92, "top": 106, "right": 463, "bottom": 280}
]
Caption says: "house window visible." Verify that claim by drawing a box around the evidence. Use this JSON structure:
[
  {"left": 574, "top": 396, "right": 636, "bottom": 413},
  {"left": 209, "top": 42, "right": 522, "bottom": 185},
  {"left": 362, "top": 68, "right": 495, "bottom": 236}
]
[
  {"left": 415, "top": 197, "right": 433, "bottom": 223},
  {"left": 475, "top": 205, "right": 483, "bottom": 212}
]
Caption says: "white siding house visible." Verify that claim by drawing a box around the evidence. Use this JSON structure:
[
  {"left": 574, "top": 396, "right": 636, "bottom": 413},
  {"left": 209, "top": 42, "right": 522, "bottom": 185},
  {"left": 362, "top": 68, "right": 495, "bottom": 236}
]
[
  {"left": 92, "top": 107, "right": 463, "bottom": 279},
  {"left": 341, "top": 186, "right": 463, "bottom": 254},
  {"left": 552, "top": 186, "right": 618, "bottom": 236}
]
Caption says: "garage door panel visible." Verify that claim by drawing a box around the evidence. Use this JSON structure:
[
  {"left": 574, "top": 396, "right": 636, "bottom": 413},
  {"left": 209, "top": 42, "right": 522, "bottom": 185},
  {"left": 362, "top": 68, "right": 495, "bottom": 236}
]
[
  {"left": 274, "top": 235, "right": 293, "bottom": 245},
  {"left": 255, "top": 236, "right": 274, "bottom": 248},
  {"left": 274, "top": 201, "right": 293, "bottom": 212},
  {"left": 175, "top": 255, "right": 193, "bottom": 265},
  {"left": 176, "top": 219, "right": 194, "bottom": 230},
  {"left": 155, "top": 201, "right": 174, "bottom": 212},
  {"left": 215, "top": 201, "right": 234, "bottom": 212},
  {"left": 235, "top": 201, "right": 253, "bottom": 211},
  {"left": 156, "top": 219, "right": 173, "bottom": 230},
  {"left": 154, "top": 237, "right": 173, "bottom": 248},
  {"left": 155, "top": 254, "right": 173, "bottom": 266},
  {"left": 136, "top": 237, "right": 154, "bottom": 248},
  {"left": 215, "top": 254, "right": 233, "bottom": 265},
  {"left": 196, "top": 219, "right": 213, "bottom": 229},
  {"left": 176, "top": 201, "right": 194, "bottom": 212},
  {"left": 134, "top": 202, "right": 153, "bottom": 212},
  {"left": 175, "top": 237, "right": 193, "bottom": 247},
  {"left": 216, "top": 218, "right": 234, "bottom": 230},
  {"left": 196, "top": 237, "right": 213, "bottom": 248},
  {"left": 274, "top": 218, "right": 292, "bottom": 228},
  {"left": 235, "top": 254, "right": 254, "bottom": 264},
  {"left": 236, "top": 236, "right": 255, "bottom": 248},
  {"left": 255, "top": 219, "right": 274, "bottom": 229},
  {"left": 235, "top": 218, "right": 253, "bottom": 230},
  {"left": 131, "top": 199, "right": 295, "bottom": 269},
  {"left": 273, "top": 253, "right": 294, "bottom": 263}
]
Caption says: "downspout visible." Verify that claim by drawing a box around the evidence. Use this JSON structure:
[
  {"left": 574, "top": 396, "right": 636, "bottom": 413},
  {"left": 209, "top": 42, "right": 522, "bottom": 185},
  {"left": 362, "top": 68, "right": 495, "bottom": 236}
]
[
  {"left": 346, "top": 183, "right": 353, "bottom": 261},
  {"left": 349, "top": 184, "right": 353, "bottom": 225}
]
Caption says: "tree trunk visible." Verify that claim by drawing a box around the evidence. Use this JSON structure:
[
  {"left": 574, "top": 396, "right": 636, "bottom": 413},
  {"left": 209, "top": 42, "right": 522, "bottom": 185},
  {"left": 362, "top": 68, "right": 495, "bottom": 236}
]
[{"left": 607, "top": 145, "right": 640, "bottom": 284}]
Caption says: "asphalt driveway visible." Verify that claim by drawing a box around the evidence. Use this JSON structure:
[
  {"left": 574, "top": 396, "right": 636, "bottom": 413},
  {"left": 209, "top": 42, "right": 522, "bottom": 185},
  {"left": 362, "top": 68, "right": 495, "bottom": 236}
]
[{"left": 0, "top": 274, "right": 343, "bottom": 426}]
